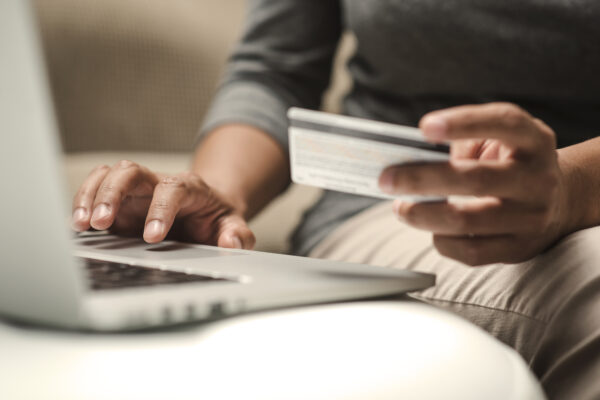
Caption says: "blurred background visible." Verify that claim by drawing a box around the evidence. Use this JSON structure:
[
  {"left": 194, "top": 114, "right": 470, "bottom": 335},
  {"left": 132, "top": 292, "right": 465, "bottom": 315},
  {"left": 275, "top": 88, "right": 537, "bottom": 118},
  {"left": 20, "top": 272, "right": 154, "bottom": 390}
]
[
  {"left": 34, "top": 0, "right": 353, "bottom": 253},
  {"left": 36, "top": 0, "right": 244, "bottom": 153}
]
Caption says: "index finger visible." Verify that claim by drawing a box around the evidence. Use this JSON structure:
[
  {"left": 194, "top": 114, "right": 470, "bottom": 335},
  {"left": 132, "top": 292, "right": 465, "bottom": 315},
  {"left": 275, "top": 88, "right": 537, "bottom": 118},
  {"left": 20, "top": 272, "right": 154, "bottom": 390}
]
[
  {"left": 90, "top": 161, "right": 157, "bottom": 230},
  {"left": 420, "top": 103, "right": 556, "bottom": 153}
]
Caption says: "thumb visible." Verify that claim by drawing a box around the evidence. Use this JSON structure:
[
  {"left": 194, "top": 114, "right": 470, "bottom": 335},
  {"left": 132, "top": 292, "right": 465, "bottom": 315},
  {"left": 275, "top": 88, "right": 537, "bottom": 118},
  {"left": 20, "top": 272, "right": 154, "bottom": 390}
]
[{"left": 216, "top": 214, "right": 256, "bottom": 250}]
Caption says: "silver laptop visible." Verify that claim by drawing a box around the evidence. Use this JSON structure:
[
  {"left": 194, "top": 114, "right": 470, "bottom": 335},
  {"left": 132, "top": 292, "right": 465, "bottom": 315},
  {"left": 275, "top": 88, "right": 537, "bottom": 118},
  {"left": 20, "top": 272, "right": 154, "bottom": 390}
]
[{"left": 0, "top": 0, "right": 434, "bottom": 331}]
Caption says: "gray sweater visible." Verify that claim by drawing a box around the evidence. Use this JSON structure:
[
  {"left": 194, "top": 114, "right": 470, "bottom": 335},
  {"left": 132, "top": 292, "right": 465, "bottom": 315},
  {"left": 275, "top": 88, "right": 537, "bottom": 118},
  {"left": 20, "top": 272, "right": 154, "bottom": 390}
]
[{"left": 201, "top": 0, "right": 600, "bottom": 255}]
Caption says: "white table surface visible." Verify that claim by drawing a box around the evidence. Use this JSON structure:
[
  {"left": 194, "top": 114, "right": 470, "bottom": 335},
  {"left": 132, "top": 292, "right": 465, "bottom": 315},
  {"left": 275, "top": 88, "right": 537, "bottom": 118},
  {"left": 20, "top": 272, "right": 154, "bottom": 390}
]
[{"left": 0, "top": 300, "right": 545, "bottom": 400}]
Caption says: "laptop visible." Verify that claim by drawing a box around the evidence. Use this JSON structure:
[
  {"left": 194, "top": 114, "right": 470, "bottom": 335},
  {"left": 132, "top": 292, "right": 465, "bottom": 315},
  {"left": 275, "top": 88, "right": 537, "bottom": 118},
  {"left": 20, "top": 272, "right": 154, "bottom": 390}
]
[{"left": 0, "top": 0, "right": 434, "bottom": 331}]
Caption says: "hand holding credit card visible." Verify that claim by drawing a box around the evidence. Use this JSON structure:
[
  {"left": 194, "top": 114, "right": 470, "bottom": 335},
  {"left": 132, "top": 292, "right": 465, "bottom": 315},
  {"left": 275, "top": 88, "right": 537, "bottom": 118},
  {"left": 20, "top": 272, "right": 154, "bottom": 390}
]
[{"left": 288, "top": 108, "right": 451, "bottom": 201}]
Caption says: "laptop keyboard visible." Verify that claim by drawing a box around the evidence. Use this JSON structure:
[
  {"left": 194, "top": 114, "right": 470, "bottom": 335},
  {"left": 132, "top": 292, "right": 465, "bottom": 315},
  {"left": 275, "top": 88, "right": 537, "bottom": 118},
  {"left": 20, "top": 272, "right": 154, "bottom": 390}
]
[{"left": 82, "top": 257, "right": 233, "bottom": 291}]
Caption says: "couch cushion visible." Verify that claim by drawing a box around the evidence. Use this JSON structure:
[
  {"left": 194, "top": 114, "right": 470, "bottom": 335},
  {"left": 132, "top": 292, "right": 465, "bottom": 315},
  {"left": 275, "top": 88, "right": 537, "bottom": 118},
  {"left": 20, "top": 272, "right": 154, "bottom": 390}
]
[{"left": 36, "top": 0, "right": 245, "bottom": 152}]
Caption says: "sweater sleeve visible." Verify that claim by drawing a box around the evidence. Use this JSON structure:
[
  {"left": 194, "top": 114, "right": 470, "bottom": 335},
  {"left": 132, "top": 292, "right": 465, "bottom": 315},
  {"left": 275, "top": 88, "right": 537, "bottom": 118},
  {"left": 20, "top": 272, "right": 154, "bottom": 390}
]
[{"left": 198, "top": 0, "right": 342, "bottom": 151}]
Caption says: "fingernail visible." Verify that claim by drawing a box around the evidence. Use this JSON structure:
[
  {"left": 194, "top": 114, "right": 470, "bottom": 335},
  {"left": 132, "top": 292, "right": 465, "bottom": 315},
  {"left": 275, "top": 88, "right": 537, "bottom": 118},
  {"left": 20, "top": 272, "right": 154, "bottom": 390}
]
[
  {"left": 422, "top": 115, "right": 447, "bottom": 141},
  {"left": 144, "top": 220, "right": 164, "bottom": 240},
  {"left": 232, "top": 236, "right": 243, "bottom": 249},
  {"left": 71, "top": 208, "right": 89, "bottom": 231},
  {"left": 72, "top": 207, "right": 88, "bottom": 222},
  {"left": 91, "top": 204, "right": 111, "bottom": 221},
  {"left": 379, "top": 170, "right": 396, "bottom": 194}
]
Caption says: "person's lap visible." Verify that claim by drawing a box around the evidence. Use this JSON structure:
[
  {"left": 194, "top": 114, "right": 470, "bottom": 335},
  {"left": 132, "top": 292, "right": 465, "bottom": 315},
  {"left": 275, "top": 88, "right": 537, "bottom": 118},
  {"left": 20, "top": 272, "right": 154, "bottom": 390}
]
[{"left": 309, "top": 201, "right": 600, "bottom": 400}]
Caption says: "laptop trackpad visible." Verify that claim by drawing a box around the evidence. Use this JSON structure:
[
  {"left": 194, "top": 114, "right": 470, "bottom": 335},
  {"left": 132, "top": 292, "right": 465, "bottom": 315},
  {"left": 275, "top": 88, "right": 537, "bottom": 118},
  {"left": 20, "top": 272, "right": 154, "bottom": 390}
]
[{"left": 74, "top": 235, "right": 242, "bottom": 261}]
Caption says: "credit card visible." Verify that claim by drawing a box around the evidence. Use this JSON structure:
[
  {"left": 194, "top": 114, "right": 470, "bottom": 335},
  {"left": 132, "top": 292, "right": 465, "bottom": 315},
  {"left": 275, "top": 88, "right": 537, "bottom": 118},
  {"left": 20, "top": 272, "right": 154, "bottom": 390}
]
[{"left": 288, "top": 107, "right": 450, "bottom": 201}]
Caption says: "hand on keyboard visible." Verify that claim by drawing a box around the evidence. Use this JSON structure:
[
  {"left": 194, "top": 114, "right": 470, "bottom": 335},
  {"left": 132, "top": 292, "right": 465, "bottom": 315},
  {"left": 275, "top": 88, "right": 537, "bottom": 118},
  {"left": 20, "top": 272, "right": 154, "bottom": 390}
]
[{"left": 70, "top": 162, "right": 255, "bottom": 249}]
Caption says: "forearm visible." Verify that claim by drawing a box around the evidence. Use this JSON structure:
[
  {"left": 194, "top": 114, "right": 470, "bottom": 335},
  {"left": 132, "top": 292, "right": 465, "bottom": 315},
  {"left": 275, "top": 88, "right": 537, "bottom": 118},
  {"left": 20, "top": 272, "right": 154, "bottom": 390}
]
[
  {"left": 558, "top": 136, "right": 600, "bottom": 234},
  {"left": 192, "top": 124, "right": 290, "bottom": 219}
]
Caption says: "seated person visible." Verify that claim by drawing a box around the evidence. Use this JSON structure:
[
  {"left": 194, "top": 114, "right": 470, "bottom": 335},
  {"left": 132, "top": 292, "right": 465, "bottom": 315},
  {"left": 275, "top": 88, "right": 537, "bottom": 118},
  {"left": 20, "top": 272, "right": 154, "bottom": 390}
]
[{"left": 70, "top": 1, "right": 600, "bottom": 398}]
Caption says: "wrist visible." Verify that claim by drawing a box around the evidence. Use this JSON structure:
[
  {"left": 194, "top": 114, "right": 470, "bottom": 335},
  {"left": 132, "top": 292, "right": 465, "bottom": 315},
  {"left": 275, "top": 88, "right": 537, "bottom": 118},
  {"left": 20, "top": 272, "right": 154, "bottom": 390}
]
[{"left": 556, "top": 147, "right": 587, "bottom": 236}]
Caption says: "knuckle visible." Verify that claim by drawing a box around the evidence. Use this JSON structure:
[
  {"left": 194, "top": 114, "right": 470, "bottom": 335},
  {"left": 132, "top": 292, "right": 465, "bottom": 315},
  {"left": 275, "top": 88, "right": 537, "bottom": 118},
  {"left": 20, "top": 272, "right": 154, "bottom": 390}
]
[
  {"left": 177, "top": 171, "right": 206, "bottom": 189},
  {"left": 543, "top": 132, "right": 557, "bottom": 150},
  {"left": 151, "top": 200, "right": 171, "bottom": 211},
  {"left": 493, "top": 101, "right": 517, "bottom": 108},
  {"left": 77, "top": 187, "right": 96, "bottom": 200},
  {"left": 159, "top": 176, "right": 187, "bottom": 191},
  {"left": 114, "top": 160, "right": 138, "bottom": 170},
  {"left": 493, "top": 101, "right": 521, "bottom": 113},
  {"left": 533, "top": 118, "right": 557, "bottom": 149},
  {"left": 97, "top": 183, "right": 123, "bottom": 202},
  {"left": 497, "top": 104, "right": 526, "bottom": 129},
  {"left": 177, "top": 171, "right": 196, "bottom": 180},
  {"left": 93, "top": 164, "right": 110, "bottom": 174},
  {"left": 99, "top": 183, "right": 117, "bottom": 194}
]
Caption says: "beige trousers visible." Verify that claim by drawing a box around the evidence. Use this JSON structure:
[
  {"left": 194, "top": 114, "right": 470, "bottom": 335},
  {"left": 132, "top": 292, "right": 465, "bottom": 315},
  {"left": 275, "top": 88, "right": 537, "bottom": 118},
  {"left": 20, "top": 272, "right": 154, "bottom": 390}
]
[{"left": 309, "top": 201, "right": 600, "bottom": 400}]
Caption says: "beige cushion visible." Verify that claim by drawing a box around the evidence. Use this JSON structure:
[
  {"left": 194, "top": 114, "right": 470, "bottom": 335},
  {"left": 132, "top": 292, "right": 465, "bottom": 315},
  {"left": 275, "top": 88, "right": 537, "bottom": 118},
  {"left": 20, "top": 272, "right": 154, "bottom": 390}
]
[{"left": 36, "top": 0, "right": 246, "bottom": 152}]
